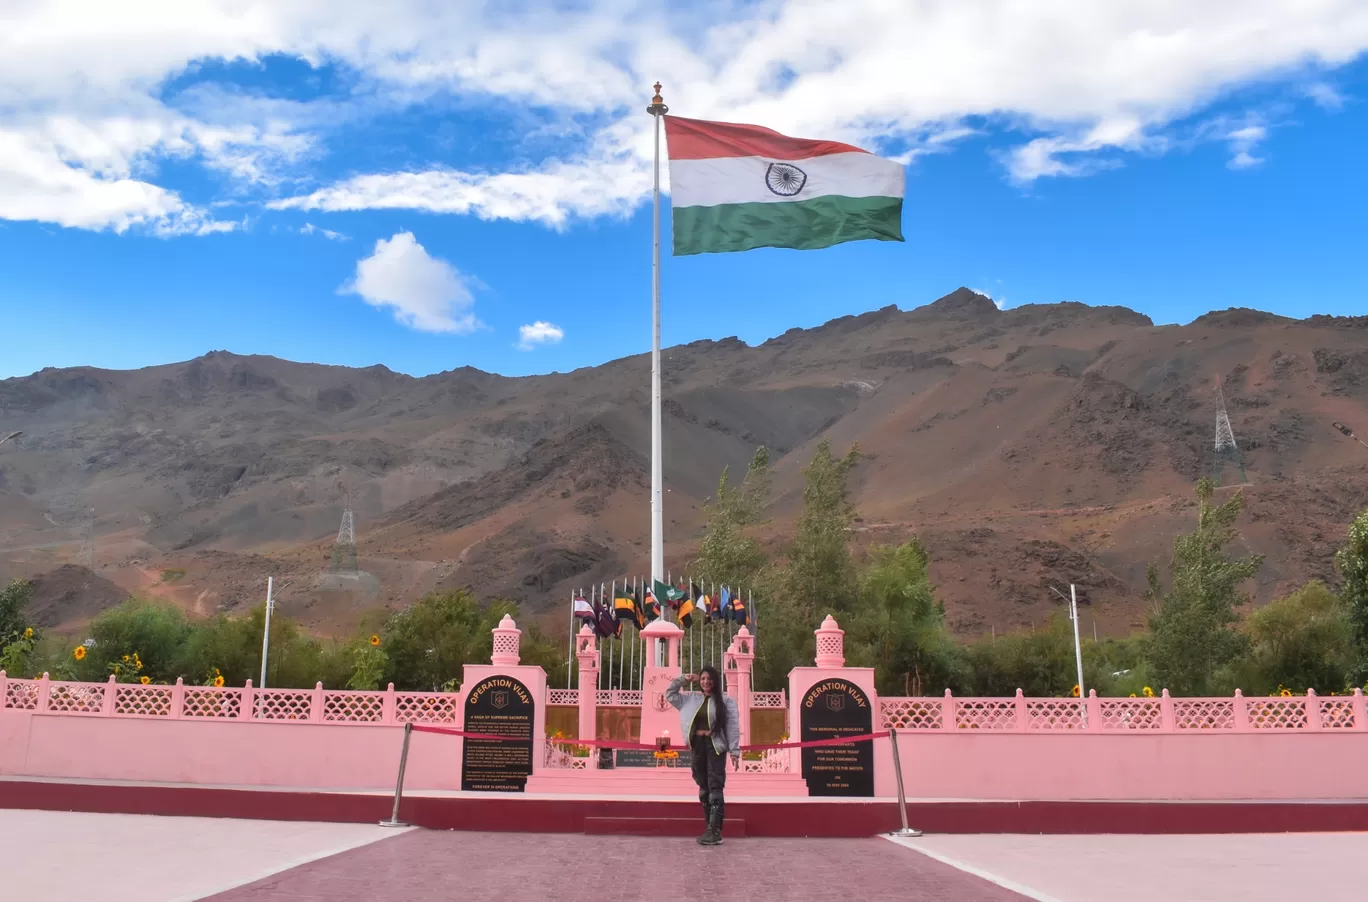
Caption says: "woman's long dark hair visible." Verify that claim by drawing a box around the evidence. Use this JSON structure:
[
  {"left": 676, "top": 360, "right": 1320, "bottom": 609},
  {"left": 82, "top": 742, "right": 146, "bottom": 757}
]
[{"left": 699, "top": 664, "right": 727, "bottom": 740}]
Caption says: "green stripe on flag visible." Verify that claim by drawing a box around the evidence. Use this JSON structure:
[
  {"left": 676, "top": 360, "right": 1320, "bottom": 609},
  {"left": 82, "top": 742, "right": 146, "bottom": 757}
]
[{"left": 671, "top": 194, "right": 903, "bottom": 256}]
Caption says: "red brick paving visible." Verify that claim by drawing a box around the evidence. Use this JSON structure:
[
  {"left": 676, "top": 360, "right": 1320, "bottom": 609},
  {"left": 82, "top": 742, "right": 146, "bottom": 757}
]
[{"left": 206, "top": 830, "right": 1027, "bottom": 901}]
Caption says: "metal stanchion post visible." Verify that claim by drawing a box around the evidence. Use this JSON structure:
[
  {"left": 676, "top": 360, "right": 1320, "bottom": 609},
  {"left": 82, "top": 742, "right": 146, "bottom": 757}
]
[
  {"left": 379, "top": 722, "right": 413, "bottom": 827},
  {"left": 887, "top": 728, "right": 922, "bottom": 837}
]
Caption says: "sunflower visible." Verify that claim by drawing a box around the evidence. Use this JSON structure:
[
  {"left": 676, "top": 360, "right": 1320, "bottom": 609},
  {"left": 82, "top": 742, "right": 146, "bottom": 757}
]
[
  {"left": 1069, "top": 684, "right": 1081, "bottom": 698},
  {"left": 1142, "top": 686, "right": 1155, "bottom": 698},
  {"left": 139, "top": 676, "right": 151, "bottom": 685},
  {"left": 73, "top": 646, "right": 87, "bottom": 661},
  {"left": 23, "top": 627, "right": 34, "bottom": 639},
  {"left": 369, "top": 634, "right": 381, "bottom": 647},
  {"left": 122, "top": 654, "right": 130, "bottom": 663},
  {"left": 213, "top": 675, "right": 225, "bottom": 688},
  {"left": 1128, "top": 693, "right": 1137, "bottom": 698}
]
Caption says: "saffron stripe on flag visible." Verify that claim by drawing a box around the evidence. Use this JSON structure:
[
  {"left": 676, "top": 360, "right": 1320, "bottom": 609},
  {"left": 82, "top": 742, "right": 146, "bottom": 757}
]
[
  {"left": 664, "top": 115, "right": 870, "bottom": 161},
  {"left": 672, "top": 195, "right": 903, "bottom": 256},
  {"left": 670, "top": 152, "right": 904, "bottom": 209}
]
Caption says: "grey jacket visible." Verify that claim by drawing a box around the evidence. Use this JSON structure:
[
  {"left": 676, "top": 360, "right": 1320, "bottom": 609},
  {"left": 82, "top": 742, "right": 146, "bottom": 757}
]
[{"left": 665, "top": 675, "right": 741, "bottom": 758}]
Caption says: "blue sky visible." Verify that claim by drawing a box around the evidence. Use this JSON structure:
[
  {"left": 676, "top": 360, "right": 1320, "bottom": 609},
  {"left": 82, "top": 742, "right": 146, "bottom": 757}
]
[{"left": 2, "top": 2, "right": 1366, "bottom": 381}]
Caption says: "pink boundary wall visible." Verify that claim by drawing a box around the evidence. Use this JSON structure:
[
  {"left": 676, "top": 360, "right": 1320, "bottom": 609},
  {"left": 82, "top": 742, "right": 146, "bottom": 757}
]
[{"left": 4, "top": 613, "right": 1368, "bottom": 801}]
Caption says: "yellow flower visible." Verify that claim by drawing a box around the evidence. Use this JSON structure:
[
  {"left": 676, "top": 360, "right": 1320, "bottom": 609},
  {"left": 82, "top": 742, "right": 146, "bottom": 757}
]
[
  {"left": 23, "top": 627, "right": 33, "bottom": 639},
  {"left": 1128, "top": 693, "right": 1137, "bottom": 698},
  {"left": 1142, "top": 686, "right": 1155, "bottom": 698},
  {"left": 1070, "top": 684, "right": 1081, "bottom": 698},
  {"left": 369, "top": 634, "right": 381, "bottom": 647},
  {"left": 140, "top": 676, "right": 151, "bottom": 685},
  {"left": 213, "top": 675, "right": 225, "bottom": 688},
  {"left": 122, "top": 655, "right": 130, "bottom": 663},
  {"left": 1279, "top": 688, "right": 1293, "bottom": 697},
  {"left": 73, "top": 646, "right": 87, "bottom": 661}
]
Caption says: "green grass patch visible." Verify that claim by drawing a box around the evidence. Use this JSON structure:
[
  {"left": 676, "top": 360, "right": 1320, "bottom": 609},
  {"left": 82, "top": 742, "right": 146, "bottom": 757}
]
[{"left": 160, "top": 569, "right": 187, "bottom": 583}]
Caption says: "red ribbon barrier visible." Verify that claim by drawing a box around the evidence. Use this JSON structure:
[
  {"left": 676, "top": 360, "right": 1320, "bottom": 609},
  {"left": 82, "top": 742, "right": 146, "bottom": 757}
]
[{"left": 408, "top": 723, "right": 890, "bottom": 753}]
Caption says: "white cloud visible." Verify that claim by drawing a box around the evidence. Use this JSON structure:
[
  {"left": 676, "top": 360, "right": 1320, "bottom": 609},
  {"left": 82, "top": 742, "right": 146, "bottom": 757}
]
[
  {"left": 1307, "top": 82, "right": 1346, "bottom": 110},
  {"left": 342, "top": 232, "right": 479, "bottom": 333},
  {"left": 301, "top": 222, "right": 347, "bottom": 240},
  {"left": 970, "top": 288, "right": 1007, "bottom": 311},
  {"left": 1226, "top": 124, "right": 1268, "bottom": 169},
  {"left": 5, "top": 1, "right": 1368, "bottom": 232},
  {"left": 517, "top": 321, "right": 565, "bottom": 350}
]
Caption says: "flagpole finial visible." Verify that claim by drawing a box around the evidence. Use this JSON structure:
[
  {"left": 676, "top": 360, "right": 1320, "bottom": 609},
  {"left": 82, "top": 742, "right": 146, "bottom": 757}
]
[{"left": 647, "top": 81, "right": 668, "bottom": 116}]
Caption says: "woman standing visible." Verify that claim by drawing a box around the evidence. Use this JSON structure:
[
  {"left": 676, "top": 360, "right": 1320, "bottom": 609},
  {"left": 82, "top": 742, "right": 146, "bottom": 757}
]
[{"left": 666, "top": 665, "right": 741, "bottom": 845}]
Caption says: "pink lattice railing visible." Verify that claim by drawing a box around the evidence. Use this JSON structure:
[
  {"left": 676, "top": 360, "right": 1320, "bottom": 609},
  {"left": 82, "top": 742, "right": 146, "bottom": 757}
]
[
  {"left": 3, "top": 670, "right": 1365, "bottom": 734},
  {"left": 0, "top": 672, "right": 468, "bottom": 726},
  {"left": 874, "top": 688, "right": 1368, "bottom": 733}
]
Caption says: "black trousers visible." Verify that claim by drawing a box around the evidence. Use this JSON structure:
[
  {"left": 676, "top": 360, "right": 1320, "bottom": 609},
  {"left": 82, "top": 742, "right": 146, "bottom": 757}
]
[{"left": 690, "top": 734, "right": 727, "bottom": 804}]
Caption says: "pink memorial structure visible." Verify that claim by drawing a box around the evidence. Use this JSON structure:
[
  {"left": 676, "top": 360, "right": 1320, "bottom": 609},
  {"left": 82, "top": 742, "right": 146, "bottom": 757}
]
[{"left": 3, "top": 611, "right": 1368, "bottom": 835}]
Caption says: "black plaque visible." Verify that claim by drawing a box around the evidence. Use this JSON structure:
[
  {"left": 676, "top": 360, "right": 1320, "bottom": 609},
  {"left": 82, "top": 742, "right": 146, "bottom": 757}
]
[
  {"left": 799, "top": 678, "right": 874, "bottom": 797},
  {"left": 461, "top": 675, "right": 535, "bottom": 792}
]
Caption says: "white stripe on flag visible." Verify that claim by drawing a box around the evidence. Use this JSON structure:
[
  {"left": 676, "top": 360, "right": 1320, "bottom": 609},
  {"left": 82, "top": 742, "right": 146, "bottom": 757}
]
[{"left": 669, "top": 151, "right": 904, "bottom": 209}]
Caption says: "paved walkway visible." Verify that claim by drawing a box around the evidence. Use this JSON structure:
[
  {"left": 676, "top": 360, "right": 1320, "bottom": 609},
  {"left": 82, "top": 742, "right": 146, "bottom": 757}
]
[
  {"left": 207, "top": 830, "right": 1022, "bottom": 901},
  {"left": 6, "top": 809, "right": 1367, "bottom": 901}
]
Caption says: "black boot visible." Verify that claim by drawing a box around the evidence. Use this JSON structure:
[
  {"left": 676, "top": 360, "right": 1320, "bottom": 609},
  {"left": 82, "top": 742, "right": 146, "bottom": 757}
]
[
  {"left": 696, "top": 804, "right": 716, "bottom": 845},
  {"left": 710, "top": 798, "right": 725, "bottom": 845}
]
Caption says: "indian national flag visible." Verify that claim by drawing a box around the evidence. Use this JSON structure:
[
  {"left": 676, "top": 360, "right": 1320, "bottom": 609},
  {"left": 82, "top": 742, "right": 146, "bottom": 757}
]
[{"left": 663, "top": 116, "right": 904, "bottom": 256}]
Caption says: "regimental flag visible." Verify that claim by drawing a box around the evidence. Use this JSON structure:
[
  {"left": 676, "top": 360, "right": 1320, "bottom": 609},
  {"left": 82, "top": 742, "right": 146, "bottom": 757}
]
[
  {"left": 663, "top": 116, "right": 904, "bottom": 256},
  {"left": 653, "top": 579, "right": 687, "bottom": 605},
  {"left": 676, "top": 595, "right": 697, "bottom": 629},
  {"left": 594, "top": 595, "right": 617, "bottom": 640},
  {"left": 573, "top": 594, "right": 595, "bottom": 623},
  {"left": 614, "top": 587, "right": 639, "bottom": 626},
  {"left": 717, "top": 586, "right": 732, "bottom": 623},
  {"left": 643, "top": 587, "right": 662, "bottom": 623},
  {"left": 728, "top": 592, "right": 748, "bottom": 626}
]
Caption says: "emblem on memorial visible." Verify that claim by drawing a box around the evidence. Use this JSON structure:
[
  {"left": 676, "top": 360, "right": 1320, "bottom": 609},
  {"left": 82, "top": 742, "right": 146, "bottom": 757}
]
[
  {"left": 490, "top": 690, "right": 509, "bottom": 710},
  {"left": 826, "top": 694, "right": 845, "bottom": 712},
  {"left": 653, "top": 692, "right": 669, "bottom": 712},
  {"left": 765, "top": 162, "right": 807, "bottom": 196}
]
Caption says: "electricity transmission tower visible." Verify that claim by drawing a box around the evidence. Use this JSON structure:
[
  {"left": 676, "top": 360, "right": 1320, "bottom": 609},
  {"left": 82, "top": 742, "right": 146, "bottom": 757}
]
[
  {"left": 329, "top": 500, "right": 358, "bottom": 576},
  {"left": 1213, "top": 378, "right": 1247, "bottom": 486}
]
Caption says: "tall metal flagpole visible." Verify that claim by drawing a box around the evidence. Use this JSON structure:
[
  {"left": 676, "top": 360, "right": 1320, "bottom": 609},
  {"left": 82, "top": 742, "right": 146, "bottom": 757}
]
[{"left": 648, "top": 83, "right": 668, "bottom": 585}]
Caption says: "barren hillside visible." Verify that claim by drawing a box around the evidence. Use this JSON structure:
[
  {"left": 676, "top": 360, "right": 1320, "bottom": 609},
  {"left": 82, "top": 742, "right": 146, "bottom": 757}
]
[{"left": 2, "top": 288, "right": 1366, "bottom": 637}]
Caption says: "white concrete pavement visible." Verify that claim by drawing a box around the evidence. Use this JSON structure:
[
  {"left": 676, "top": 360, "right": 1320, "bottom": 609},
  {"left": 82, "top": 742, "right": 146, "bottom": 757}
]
[
  {"left": 889, "top": 832, "right": 1368, "bottom": 902},
  {"left": 0, "top": 809, "right": 406, "bottom": 902}
]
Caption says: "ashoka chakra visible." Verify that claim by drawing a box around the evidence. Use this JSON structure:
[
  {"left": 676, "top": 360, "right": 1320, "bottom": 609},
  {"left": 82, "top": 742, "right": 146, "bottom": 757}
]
[{"left": 765, "top": 162, "right": 807, "bottom": 197}]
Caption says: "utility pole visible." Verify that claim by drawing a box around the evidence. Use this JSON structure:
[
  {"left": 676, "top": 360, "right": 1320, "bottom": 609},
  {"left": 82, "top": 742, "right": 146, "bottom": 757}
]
[
  {"left": 259, "top": 577, "right": 275, "bottom": 689},
  {"left": 1051, "top": 584, "right": 1087, "bottom": 723}
]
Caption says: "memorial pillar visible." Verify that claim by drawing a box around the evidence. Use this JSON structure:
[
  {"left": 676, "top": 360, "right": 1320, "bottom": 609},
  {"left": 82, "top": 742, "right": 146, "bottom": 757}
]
[
  {"left": 460, "top": 615, "right": 546, "bottom": 788},
  {"left": 574, "top": 625, "right": 599, "bottom": 742},
  {"left": 787, "top": 614, "right": 881, "bottom": 797},
  {"left": 639, "top": 619, "right": 684, "bottom": 748},
  {"left": 724, "top": 626, "right": 755, "bottom": 747}
]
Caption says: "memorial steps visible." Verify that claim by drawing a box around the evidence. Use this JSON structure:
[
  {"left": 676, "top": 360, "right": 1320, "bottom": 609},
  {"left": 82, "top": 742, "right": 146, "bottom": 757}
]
[{"left": 7, "top": 776, "right": 1368, "bottom": 836}]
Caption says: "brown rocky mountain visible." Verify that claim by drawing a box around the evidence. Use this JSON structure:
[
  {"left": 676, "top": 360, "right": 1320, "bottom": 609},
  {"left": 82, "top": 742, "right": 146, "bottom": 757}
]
[{"left": 2, "top": 288, "right": 1366, "bottom": 638}]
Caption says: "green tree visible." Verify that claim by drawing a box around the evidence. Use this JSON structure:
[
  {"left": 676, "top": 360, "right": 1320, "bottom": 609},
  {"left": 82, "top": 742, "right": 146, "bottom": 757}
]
[
  {"left": 75, "top": 600, "right": 193, "bottom": 683},
  {"left": 381, "top": 590, "right": 519, "bottom": 691},
  {"left": 690, "top": 446, "right": 772, "bottom": 589},
  {"left": 1145, "top": 478, "right": 1264, "bottom": 696},
  {"left": 847, "top": 540, "right": 968, "bottom": 696},
  {"left": 964, "top": 614, "right": 1078, "bottom": 697},
  {"left": 1337, "top": 508, "right": 1368, "bottom": 686},
  {"left": 1226, "top": 580, "right": 1354, "bottom": 695},
  {"left": 779, "top": 440, "right": 860, "bottom": 619},
  {"left": 0, "top": 578, "right": 32, "bottom": 654}
]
